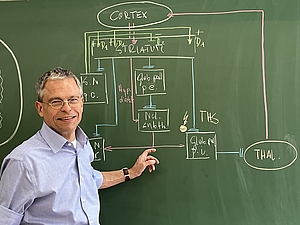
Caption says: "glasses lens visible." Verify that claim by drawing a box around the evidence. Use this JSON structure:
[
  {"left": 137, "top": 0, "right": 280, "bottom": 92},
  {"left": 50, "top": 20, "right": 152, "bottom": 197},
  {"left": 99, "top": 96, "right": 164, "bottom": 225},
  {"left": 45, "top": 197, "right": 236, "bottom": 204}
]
[
  {"left": 50, "top": 100, "right": 63, "bottom": 109},
  {"left": 69, "top": 97, "right": 80, "bottom": 105}
]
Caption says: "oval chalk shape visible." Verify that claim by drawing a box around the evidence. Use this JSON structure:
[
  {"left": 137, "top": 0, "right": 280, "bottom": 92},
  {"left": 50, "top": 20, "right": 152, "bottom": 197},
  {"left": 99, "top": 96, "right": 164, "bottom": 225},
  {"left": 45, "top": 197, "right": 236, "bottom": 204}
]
[
  {"left": 97, "top": 1, "right": 173, "bottom": 29},
  {"left": 0, "top": 39, "right": 23, "bottom": 146},
  {"left": 243, "top": 140, "right": 297, "bottom": 171}
]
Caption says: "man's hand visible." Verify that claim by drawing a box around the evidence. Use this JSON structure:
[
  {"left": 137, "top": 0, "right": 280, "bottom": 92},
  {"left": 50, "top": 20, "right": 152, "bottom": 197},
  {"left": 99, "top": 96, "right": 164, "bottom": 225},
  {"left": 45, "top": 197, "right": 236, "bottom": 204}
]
[{"left": 129, "top": 149, "right": 159, "bottom": 179}]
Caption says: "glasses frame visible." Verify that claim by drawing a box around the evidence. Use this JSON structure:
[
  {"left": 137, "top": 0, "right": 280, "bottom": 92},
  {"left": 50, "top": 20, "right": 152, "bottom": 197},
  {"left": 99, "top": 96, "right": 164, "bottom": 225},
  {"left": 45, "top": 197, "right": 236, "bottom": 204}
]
[{"left": 41, "top": 96, "right": 83, "bottom": 109}]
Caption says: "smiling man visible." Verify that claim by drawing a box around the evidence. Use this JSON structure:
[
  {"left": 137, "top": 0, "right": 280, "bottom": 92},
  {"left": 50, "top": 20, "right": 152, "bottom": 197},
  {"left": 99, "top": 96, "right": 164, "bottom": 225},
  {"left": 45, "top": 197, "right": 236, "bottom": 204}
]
[
  {"left": 35, "top": 71, "right": 84, "bottom": 142},
  {"left": 0, "top": 67, "right": 159, "bottom": 225}
]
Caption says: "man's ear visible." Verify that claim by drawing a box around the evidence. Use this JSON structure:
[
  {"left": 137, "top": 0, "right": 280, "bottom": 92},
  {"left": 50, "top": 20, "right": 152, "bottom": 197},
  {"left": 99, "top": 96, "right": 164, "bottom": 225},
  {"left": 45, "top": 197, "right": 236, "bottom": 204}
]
[{"left": 35, "top": 101, "right": 44, "bottom": 117}]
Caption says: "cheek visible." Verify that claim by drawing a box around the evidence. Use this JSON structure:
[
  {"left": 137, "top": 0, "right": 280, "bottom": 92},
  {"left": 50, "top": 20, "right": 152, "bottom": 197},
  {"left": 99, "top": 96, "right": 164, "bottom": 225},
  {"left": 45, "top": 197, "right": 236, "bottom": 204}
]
[
  {"left": 42, "top": 109, "right": 56, "bottom": 121},
  {"left": 78, "top": 108, "right": 84, "bottom": 118},
  {"left": 78, "top": 104, "right": 84, "bottom": 115}
]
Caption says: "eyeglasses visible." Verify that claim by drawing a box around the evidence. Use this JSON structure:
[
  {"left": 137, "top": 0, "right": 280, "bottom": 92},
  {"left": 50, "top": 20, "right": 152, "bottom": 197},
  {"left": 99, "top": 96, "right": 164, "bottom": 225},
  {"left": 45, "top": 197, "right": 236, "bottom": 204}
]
[{"left": 42, "top": 97, "right": 82, "bottom": 109}]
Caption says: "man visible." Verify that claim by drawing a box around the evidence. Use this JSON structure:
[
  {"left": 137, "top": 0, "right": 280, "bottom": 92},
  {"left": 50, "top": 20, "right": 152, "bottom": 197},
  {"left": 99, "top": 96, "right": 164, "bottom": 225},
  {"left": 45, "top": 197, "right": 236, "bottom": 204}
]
[{"left": 0, "top": 67, "right": 159, "bottom": 225}]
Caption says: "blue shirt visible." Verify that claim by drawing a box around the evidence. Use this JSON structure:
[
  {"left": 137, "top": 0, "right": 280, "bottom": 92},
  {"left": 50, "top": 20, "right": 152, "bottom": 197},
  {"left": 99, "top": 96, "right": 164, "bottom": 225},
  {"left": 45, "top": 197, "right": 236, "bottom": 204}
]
[{"left": 0, "top": 122, "right": 103, "bottom": 225}]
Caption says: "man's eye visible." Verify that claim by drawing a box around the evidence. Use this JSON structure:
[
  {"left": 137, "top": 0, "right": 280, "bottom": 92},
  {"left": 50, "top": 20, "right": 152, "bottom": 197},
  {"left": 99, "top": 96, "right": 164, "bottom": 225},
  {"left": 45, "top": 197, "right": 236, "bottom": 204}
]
[
  {"left": 70, "top": 98, "right": 79, "bottom": 103},
  {"left": 51, "top": 100, "right": 62, "bottom": 105}
]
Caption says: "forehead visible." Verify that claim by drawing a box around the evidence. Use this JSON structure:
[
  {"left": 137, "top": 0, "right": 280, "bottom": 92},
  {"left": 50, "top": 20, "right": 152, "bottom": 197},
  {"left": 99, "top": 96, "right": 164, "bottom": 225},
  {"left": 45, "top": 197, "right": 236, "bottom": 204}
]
[{"left": 43, "top": 78, "right": 81, "bottom": 99}]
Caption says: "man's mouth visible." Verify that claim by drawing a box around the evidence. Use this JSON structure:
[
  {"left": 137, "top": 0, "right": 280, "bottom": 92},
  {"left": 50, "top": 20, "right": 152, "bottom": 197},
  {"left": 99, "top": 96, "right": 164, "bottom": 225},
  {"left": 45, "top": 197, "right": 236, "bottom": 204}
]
[{"left": 57, "top": 116, "right": 76, "bottom": 121}]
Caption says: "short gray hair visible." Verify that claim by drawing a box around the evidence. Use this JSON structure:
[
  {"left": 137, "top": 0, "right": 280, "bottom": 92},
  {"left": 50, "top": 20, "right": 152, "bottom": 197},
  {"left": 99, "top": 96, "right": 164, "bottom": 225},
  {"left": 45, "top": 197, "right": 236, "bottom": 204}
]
[{"left": 35, "top": 67, "right": 83, "bottom": 102}]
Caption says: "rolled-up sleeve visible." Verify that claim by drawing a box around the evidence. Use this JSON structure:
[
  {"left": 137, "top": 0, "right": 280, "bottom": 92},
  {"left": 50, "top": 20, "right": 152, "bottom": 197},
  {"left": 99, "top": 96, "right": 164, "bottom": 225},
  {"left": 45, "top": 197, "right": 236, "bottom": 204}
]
[{"left": 93, "top": 169, "right": 103, "bottom": 189}]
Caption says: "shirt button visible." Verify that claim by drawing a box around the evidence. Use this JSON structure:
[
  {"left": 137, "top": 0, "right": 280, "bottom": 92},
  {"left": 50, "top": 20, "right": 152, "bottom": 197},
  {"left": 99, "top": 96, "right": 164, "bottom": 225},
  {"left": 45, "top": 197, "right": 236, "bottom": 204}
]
[{"left": 68, "top": 142, "right": 72, "bottom": 146}]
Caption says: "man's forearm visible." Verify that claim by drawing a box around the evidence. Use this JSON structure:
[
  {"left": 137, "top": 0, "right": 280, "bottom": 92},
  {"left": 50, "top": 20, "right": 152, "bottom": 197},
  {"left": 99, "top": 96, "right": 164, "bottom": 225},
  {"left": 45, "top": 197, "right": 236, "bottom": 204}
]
[{"left": 100, "top": 169, "right": 127, "bottom": 189}]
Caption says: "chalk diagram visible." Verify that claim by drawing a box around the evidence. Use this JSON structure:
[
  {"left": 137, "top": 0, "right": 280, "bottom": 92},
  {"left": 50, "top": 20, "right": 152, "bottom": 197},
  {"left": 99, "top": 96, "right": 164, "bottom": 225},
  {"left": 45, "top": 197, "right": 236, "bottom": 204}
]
[
  {"left": 0, "top": 39, "right": 23, "bottom": 146},
  {"left": 82, "top": 1, "right": 297, "bottom": 171}
]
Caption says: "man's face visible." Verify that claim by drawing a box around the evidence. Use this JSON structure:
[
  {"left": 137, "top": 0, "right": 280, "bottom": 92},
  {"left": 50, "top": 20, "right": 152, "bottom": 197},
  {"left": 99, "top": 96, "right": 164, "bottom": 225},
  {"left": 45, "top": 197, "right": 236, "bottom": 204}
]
[{"left": 35, "top": 78, "right": 84, "bottom": 141}]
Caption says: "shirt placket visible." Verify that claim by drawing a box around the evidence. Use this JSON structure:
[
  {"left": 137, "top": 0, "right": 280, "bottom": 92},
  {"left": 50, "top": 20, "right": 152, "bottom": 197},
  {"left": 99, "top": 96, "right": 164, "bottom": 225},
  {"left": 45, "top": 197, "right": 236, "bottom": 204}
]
[{"left": 76, "top": 147, "right": 98, "bottom": 225}]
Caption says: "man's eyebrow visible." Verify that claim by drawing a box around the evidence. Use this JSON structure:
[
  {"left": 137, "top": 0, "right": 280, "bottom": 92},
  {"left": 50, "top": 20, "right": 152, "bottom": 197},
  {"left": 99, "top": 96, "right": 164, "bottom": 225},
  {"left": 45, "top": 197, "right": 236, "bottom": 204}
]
[{"left": 48, "top": 95, "right": 81, "bottom": 101}]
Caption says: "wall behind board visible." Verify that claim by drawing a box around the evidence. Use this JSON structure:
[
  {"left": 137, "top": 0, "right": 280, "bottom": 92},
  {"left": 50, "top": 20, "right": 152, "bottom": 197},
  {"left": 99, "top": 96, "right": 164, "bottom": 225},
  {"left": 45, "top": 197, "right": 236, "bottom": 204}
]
[{"left": 1, "top": 0, "right": 300, "bottom": 224}]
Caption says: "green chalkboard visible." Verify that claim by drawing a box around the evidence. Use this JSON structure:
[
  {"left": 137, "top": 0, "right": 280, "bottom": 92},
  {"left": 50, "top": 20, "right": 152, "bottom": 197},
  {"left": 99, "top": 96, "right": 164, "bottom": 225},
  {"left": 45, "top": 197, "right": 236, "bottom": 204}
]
[{"left": 1, "top": 0, "right": 300, "bottom": 224}]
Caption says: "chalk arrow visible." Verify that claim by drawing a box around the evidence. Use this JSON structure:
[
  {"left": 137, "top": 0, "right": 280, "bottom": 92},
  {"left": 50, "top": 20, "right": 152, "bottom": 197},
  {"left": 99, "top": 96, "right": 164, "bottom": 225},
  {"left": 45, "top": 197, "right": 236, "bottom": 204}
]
[{"left": 104, "top": 144, "right": 185, "bottom": 151}]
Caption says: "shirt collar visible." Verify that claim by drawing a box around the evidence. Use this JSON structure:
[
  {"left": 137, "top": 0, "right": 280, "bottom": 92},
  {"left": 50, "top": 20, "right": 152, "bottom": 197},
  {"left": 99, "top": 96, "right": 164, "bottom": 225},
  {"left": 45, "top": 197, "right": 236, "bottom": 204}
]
[{"left": 40, "top": 122, "right": 88, "bottom": 153}]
